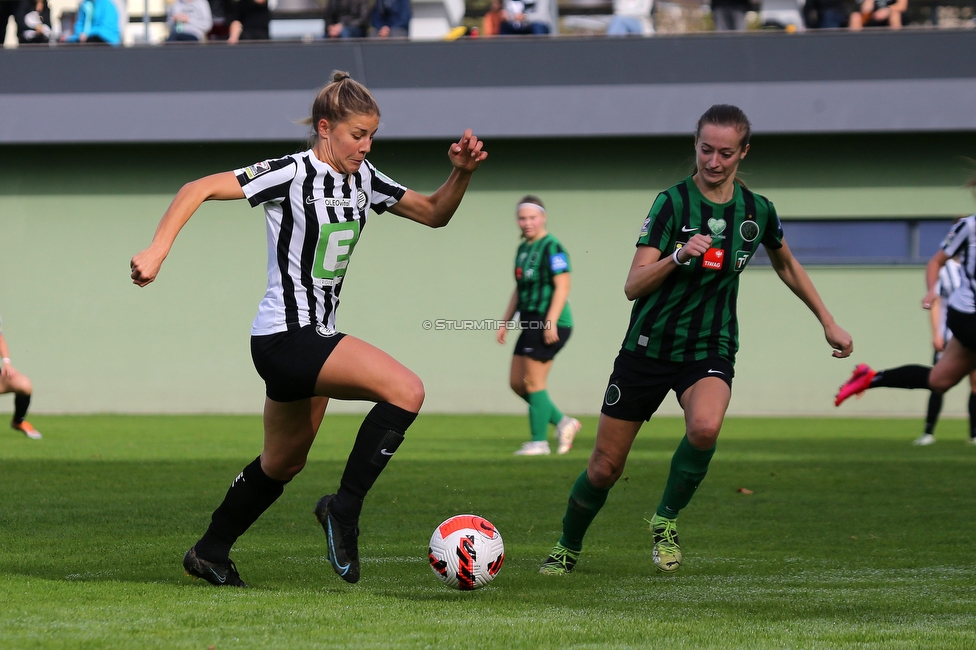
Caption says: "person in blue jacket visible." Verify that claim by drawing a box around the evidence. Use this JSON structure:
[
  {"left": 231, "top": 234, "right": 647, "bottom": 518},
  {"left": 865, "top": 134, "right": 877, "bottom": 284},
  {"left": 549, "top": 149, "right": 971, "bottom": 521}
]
[
  {"left": 371, "top": 0, "right": 410, "bottom": 37},
  {"left": 63, "top": 0, "right": 120, "bottom": 44}
]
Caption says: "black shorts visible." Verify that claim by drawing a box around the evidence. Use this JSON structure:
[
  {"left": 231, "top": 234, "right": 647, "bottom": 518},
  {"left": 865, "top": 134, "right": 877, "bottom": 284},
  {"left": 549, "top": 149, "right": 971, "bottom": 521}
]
[
  {"left": 600, "top": 350, "right": 734, "bottom": 422},
  {"left": 250, "top": 325, "right": 347, "bottom": 402},
  {"left": 947, "top": 308, "right": 976, "bottom": 351},
  {"left": 513, "top": 312, "right": 571, "bottom": 362}
]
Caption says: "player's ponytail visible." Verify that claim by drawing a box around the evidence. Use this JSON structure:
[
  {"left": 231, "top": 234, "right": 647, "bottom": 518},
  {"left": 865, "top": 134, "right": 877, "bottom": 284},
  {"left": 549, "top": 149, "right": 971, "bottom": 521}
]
[{"left": 301, "top": 71, "right": 380, "bottom": 138}]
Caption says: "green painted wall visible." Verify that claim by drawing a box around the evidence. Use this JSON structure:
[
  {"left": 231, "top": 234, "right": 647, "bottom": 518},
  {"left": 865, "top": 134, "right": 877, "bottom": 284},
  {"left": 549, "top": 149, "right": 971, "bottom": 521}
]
[{"left": 2, "top": 133, "right": 976, "bottom": 416}]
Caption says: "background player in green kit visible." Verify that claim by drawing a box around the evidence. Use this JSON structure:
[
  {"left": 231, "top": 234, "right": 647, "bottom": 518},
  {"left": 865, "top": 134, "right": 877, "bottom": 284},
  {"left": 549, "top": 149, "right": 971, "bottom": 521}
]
[
  {"left": 497, "top": 196, "right": 582, "bottom": 455},
  {"left": 540, "top": 105, "right": 854, "bottom": 575}
]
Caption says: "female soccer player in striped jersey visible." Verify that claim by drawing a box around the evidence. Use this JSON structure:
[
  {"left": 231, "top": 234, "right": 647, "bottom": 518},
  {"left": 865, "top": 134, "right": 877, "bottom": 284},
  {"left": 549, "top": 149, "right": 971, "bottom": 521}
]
[
  {"left": 130, "top": 71, "right": 487, "bottom": 587},
  {"left": 496, "top": 196, "right": 581, "bottom": 456},
  {"left": 837, "top": 214, "right": 976, "bottom": 449},
  {"left": 540, "top": 104, "right": 853, "bottom": 576},
  {"left": 912, "top": 257, "right": 976, "bottom": 446}
]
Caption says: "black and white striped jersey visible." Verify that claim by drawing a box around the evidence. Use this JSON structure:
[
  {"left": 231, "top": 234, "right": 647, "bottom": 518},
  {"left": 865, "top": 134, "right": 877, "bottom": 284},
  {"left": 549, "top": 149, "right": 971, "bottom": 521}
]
[
  {"left": 936, "top": 258, "right": 964, "bottom": 340},
  {"left": 235, "top": 152, "right": 406, "bottom": 335},
  {"left": 941, "top": 216, "right": 976, "bottom": 314}
]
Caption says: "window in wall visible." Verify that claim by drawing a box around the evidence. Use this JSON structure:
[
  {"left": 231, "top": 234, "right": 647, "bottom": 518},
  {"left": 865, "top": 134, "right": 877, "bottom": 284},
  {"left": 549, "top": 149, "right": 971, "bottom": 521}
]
[{"left": 749, "top": 219, "right": 957, "bottom": 266}]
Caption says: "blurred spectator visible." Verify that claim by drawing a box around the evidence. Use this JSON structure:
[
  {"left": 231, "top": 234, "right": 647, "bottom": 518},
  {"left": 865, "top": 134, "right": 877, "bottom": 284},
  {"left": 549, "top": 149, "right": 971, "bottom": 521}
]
[
  {"left": 606, "top": 0, "right": 653, "bottom": 35},
  {"left": 325, "top": 0, "right": 369, "bottom": 38},
  {"left": 227, "top": 0, "right": 269, "bottom": 42},
  {"left": 1, "top": 0, "right": 18, "bottom": 43},
  {"left": 167, "top": 0, "right": 212, "bottom": 40},
  {"left": 371, "top": 0, "right": 410, "bottom": 37},
  {"left": 849, "top": 0, "right": 906, "bottom": 29},
  {"left": 481, "top": 0, "right": 503, "bottom": 35},
  {"left": 15, "top": 0, "right": 52, "bottom": 43},
  {"left": 803, "top": 0, "right": 846, "bottom": 27},
  {"left": 499, "top": 0, "right": 551, "bottom": 34},
  {"left": 62, "top": 0, "right": 121, "bottom": 44},
  {"left": 711, "top": 0, "right": 749, "bottom": 30}
]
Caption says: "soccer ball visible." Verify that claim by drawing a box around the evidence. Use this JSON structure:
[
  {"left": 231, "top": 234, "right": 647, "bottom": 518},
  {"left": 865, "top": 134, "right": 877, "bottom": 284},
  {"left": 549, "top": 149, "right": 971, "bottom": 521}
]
[{"left": 428, "top": 514, "right": 505, "bottom": 590}]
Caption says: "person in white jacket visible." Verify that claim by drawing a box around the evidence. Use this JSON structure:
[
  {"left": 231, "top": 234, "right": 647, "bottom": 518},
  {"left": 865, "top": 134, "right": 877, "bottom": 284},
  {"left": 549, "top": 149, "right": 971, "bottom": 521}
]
[
  {"left": 606, "top": 0, "right": 653, "bottom": 35},
  {"left": 166, "top": 0, "right": 212, "bottom": 41}
]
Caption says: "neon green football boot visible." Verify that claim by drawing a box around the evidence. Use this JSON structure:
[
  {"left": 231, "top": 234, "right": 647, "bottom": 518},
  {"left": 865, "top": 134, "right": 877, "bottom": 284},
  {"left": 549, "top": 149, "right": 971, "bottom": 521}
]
[
  {"left": 650, "top": 514, "right": 682, "bottom": 573},
  {"left": 539, "top": 543, "right": 580, "bottom": 575}
]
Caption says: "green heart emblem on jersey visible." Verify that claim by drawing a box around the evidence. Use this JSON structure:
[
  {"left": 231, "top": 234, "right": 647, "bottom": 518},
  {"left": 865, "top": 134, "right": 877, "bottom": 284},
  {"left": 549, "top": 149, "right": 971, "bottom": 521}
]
[{"left": 707, "top": 218, "right": 727, "bottom": 236}]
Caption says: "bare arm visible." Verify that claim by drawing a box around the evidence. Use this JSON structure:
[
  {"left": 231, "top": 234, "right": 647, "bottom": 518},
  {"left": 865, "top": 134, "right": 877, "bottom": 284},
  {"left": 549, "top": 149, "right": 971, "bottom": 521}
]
[
  {"left": 767, "top": 240, "right": 853, "bottom": 358},
  {"left": 922, "top": 250, "right": 949, "bottom": 310},
  {"left": 543, "top": 273, "right": 570, "bottom": 345},
  {"left": 496, "top": 288, "right": 519, "bottom": 344},
  {"left": 387, "top": 130, "right": 487, "bottom": 228},
  {"left": 130, "top": 172, "right": 245, "bottom": 287},
  {"left": 623, "top": 234, "right": 712, "bottom": 301},
  {"left": 930, "top": 296, "right": 944, "bottom": 352},
  {"left": 0, "top": 333, "right": 12, "bottom": 379}
]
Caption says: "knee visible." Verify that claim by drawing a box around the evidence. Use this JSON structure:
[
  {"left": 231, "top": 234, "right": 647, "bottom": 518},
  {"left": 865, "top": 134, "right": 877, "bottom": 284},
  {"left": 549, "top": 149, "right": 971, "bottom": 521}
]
[
  {"left": 510, "top": 377, "right": 526, "bottom": 396},
  {"left": 397, "top": 374, "right": 425, "bottom": 412},
  {"left": 263, "top": 458, "right": 306, "bottom": 482},
  {"left": 686, "top": 418, "right": 721, "bottom": 449},
  {"left": 587, "top": 454, "right": 623, "bottom": 489}
]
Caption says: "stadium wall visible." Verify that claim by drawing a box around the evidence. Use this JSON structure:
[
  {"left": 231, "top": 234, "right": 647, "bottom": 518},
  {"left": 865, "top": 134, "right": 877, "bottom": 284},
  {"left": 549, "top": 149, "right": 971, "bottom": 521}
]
[{"left": 2, "top": 132, "right": 976, "bottom": 416}]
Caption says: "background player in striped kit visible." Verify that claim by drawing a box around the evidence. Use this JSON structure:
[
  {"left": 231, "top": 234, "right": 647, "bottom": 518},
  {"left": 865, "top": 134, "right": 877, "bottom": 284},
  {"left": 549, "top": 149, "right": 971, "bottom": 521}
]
[
  {"left": 837, "top": 212, "right": 976, "bottom": 450},
  {"left": 540, "top": 104, "right": 853, "bottom": 576},
  {"left": 496, "top": 196, "right": 581, "bottom": 456},
  {"left": 0, "top": 314, "right": 41, "bottom": 440},
  {"left": 915, "top": 257, "right": 976, "bottom": 446},
  {"left": 130, "top": 72, "right": 487, "bottom": 587}
]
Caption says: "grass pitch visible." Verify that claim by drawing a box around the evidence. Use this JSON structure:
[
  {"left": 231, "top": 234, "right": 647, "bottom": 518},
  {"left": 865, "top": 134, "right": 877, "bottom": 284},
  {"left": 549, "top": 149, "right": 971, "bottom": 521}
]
[{"left": 1, "top": 414, "right": 975, "bottom": 649}]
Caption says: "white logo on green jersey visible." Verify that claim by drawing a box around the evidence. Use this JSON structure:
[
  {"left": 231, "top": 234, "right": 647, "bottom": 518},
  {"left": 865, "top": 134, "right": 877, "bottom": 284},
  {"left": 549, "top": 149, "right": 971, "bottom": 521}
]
[{"left": 707, "top": 217, "right": 727, "bottom": 239}]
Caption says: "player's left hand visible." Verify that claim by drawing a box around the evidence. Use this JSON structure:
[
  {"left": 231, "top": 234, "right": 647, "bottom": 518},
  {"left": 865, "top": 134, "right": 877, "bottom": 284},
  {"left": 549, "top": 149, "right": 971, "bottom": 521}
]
[
  {"left": 449, "top": 129, "right": 487, "bottom": 173},
  {"left": 543, "top": 324, "right": 559, "bottom": 345},
  {"left": 825, "top": 322, "right": 853, "bottom": 358}
]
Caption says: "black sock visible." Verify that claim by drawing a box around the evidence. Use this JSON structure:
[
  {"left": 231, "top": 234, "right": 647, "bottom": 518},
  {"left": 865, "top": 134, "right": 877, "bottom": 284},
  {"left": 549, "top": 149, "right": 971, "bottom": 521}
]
[
  {"left": 195, "top": 456, "right": 288, "bottom": 563},
  {"left": 331, "top": 402, "right": 417, "bottom": 524},
  {"left": 924, "top": 391, "right": 943, "bottom": 435},
  {"left": 969, "top": 393, "right": 976, "bottom": 439},
  {"left": 871, "top": 365, "right": 931, "bottom": 390},
  {"left": 12, "top": 394, "right": 30, "bottom": 423}
]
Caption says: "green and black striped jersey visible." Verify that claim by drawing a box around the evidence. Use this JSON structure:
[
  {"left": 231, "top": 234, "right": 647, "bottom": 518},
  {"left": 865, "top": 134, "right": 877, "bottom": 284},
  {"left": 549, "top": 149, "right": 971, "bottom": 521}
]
[
  {"left": 622, "top": 177, "right": 784, "bottom": 364},
  {"left": 515, "top": 233, "right": 573, "bottom": 328}
]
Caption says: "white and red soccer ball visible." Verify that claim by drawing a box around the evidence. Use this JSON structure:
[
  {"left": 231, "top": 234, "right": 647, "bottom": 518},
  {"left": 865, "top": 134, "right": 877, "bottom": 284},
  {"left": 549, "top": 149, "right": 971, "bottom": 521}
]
[{"left": 428, "top": 514, "right": 505, "bottom": 590}]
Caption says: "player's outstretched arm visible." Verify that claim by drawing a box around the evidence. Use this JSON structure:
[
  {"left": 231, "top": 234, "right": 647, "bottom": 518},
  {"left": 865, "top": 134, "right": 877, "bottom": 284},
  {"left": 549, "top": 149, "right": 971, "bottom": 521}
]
[
  {"left": 767, "top": 240, "right": 853, "bottom": 358},
  {"left": 389, "top": 130, "right": 487, "bottom": 228},
  {"left": 130, "top": 172, "right": 244, "bottom": 287}
]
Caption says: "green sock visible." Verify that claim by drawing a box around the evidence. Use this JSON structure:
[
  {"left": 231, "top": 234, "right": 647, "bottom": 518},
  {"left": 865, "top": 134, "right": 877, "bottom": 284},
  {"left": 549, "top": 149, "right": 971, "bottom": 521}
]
[
  {"left": 526, "top": 390, "right": 554, "bottom": 442},
  {"left": 656, "top": 435, "right": 716, "bottom": 519},
  {"left": 521, "top": 391, "right": 564, "bottom": 426},
  {"left": 558, "top": 471, "right": 610, "bottom": 552}
]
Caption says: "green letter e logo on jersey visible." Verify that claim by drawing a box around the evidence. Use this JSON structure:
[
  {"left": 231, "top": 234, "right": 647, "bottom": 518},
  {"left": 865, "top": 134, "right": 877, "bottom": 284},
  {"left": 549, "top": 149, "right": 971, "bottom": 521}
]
[{"left": 313, "top": 221, "right": 361, "bottom": 286}]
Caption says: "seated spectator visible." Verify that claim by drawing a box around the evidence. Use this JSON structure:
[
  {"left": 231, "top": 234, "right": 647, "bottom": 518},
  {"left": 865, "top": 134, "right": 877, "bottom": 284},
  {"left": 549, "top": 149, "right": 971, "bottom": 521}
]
[
  {"left": 167, "top": 0, "right": 213, "bottom": 41},
  {"left": 62, "top": 0, "right": 120, "bottom": 44},
  {"left": 849, "top": 0, "right": 906, "bottom": 29},
  {"left": 606, "top": 0, "right": 653, "bottom": 35},
  {"left": 371, "top": 0, "right": 410, "bottom": 37},
  {"left": 481, "top": 0, "right": 503, "bottom": 36},
  {"left": 227, "top": 0, "right": 269, "bottom": 43},
  {"left": 711, "top": 0, "right": 749, "bottom": 30},
  {"left": 325, "top": 0, "right": 369, "bottom": 38},
  {"left": 499, "top": 0, "right": 550, "bottom": 34},
  {"left": 803, "top": 0, "right": 846, "bottom": 27},
  {"left": 15, "top": 0, "right": 52, "bottom": 43}
]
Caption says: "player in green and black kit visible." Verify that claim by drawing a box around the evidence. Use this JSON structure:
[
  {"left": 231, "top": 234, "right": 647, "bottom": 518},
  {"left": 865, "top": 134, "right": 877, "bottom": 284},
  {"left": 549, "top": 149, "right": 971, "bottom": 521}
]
[
  {"left": 540, "top": 104, "right": 854, "bottom": 575},
  {"left": 497, "top": 195, "right": 581, "bottom": 455}
]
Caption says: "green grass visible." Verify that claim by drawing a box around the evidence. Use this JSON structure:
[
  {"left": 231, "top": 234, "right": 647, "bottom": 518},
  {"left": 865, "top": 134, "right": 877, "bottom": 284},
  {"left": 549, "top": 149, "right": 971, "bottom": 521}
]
[{"left": 2, "top": 415, "right": 975, "bottom": 649}]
